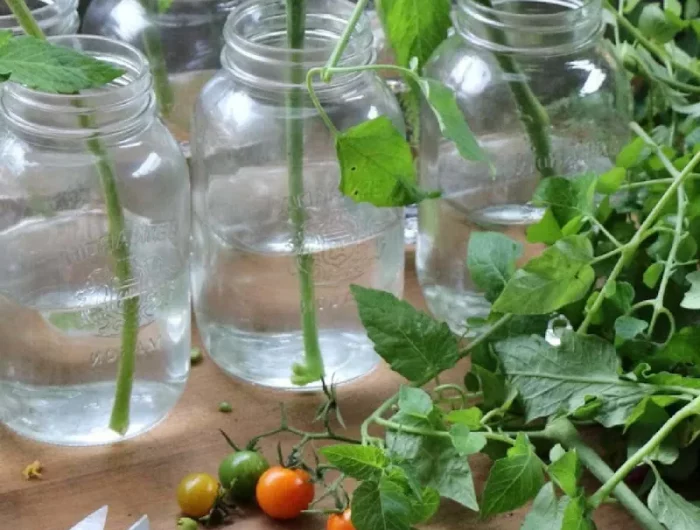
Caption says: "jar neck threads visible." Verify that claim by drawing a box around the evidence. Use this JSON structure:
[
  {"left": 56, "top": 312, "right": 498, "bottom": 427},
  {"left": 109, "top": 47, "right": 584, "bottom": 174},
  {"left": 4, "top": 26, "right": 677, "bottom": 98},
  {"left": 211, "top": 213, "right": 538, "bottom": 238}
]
[
  {"left": 0, "top": 0, "right": 79, "bottom": 35},
  {"left": 222, "top": 0, "right": 374, "bottom": 90},
  {"left": 1, "top": 35, "right": 155, "bottom": 143},
  {"left": 455, "top": 0, "right": 603, "bottom": 55}
]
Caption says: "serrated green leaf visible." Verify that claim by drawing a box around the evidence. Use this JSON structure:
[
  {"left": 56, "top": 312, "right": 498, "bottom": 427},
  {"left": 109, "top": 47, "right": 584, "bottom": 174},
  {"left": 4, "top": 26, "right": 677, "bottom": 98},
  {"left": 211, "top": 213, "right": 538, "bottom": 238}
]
[
  {"left": 449, "top": 425, "right": 487, "bottom": 456},
  {"left": 412, "top": 487, "right": 440, "bottom": 523},
  {"left": 616, "top": 137, "right": 651, "bottom": 168},
  {"left": 378, "top": 0, "right": 451, "bottom": 68},
  {"left": 665, "top": 0, "right": 683, "bottom": 16},
  {"left": 652, "top": 327, "right": 700, "bottom": 375},
  {"left": 467, "top": 232, "right": 523, "bottom": 302},
  {"left": 0, "top": 30, "right": 11, "bottom": 48},
  {"left": 527, "top": 208, "right": 563, "bottom": 245},
  {"left": 492, "top": 235, "right": 595, "bottom": 315},
  {"left": 320, "top": 445, "right": 388, "bottom": 480},
  {"left": 351, "top": 286, "right": 460, "bottom": 383},
  {"left": 548, "top": 450, "right": 581, "bottom": 498},
  {"left": 494, "top": 331, "right": 654, "bottom": 427},
  {"left": 336, "top": 116, "right": 438, "bottom": 207},
  {"left": 681, "top": 271, "right": 700, "bottom": 309},
  {"left": 532, "top": 174, "right": 597, "bottom": 227},
  {"left": 417, "top": 77, "right": 488, "bottom": 163},
  {"left": 480, "top": 434, "right": 545, "bottom": 517},
  {"left": 648, "top": 472, "right": 700, "bottom": 529},
  {"left": 614, "top": 316, "right": 649, "bottom": 342},
  {"left": 398, "top": 386, "right": 433, "bottom": 417},
  {"left": 0, "top": 36, "right": 124, "bottom": 94},
  {"left": 472, "top": 364, "right": 508, "bottom": 410},
  {"left": 643, "top": 262, "right": 664, "bottom": 288},
  {"left": 520, "top": 483, "right": 568, "bottom": 530},
  {"left": 351, "top": 477, "right": 412, "bottom": 530},
  {"left": 446, "top": 407, "right": 484, "bottom": 429},
  {"left": 561, "top": 495, "right": 595, "bottom": 530},
  {"left": 596, "top": 167, "right": 626, "bottom": 195},
  {"left": 626, "top": 398, "right": 679, "bottom": 465}
]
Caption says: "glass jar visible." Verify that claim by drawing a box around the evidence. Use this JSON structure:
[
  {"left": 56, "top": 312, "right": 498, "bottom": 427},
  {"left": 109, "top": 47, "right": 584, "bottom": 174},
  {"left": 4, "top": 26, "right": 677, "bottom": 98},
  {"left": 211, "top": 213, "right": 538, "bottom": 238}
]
[
  {"left": 417, "top": 0, "right": 631, "bottom": 333},
  {"left": 0, "top": 36, "right": 191, "bottom": 445},
  {"left": 1, "top": 0, "right": 79, "bottom": 35},
  {"left": 191, "top": 0, "right": 405, "bottom": 390},
  {"left": 82, "top": 0, "right": 241, "bottom": 156}
]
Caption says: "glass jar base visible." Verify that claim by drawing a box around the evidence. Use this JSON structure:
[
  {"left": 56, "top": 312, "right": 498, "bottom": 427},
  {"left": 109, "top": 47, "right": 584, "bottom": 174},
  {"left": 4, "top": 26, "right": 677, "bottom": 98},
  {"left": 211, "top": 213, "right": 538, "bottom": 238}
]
[
  {"left": 0, "top": 380, "right": 185, "bottom": 446},
  {"left": 202, "top": 326, "right": 380, "bottom": 391}
]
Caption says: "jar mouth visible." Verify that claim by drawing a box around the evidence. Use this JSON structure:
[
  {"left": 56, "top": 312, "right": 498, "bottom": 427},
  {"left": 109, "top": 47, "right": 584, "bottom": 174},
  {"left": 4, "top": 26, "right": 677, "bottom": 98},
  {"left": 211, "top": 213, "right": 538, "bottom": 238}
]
[
  {"left": 2, "top": 35, "right": 154, "bottom": 140},
  {"left": 0, "top": 0, "right": 77, "bottom": 33},
  {"left": 222, "top": 0, "right": 374, "bottom": 89},
  {"left": 455, "top": 0, "right": 603, "bottom": 55}
]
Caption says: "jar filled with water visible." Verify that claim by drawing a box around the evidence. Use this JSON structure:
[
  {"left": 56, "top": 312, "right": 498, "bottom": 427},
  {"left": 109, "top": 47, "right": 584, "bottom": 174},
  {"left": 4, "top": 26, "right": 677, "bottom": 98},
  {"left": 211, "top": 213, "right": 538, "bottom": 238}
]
[
  {"left": 0, "top": 36, "right": 191, "bottom": 445},
  {"left": 417, "top": 0, "right": 631, "bottom": 333},
  {"left": 1, "top": 0, "right": 79, "bottom": 36},
  {"left": 190, "top": 0, "right": 405, "bottom": 390}
]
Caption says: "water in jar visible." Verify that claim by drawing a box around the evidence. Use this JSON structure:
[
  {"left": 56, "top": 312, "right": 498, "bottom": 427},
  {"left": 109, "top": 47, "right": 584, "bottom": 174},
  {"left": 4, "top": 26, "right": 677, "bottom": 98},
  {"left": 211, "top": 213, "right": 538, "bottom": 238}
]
[
  {"left": 192, "top": 161, "right": 405, "bottom": 390},
  {"left": 0, "top": 212, "right": 190, "bottom": 446},
  {"left": 416, "top": 134, "right": 614, "bottom": 334}
]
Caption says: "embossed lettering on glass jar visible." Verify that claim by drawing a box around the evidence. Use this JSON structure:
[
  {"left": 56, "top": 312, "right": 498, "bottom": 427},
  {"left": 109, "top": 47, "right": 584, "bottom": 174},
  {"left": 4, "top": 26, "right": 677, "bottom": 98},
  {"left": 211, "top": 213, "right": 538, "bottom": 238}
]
[
  {"left": 82, "top": 0, "right": 242, "bottom": 156},
  {"left": 1, "top": 0, "right": 79, "bottom": 35},
  {"left": 416, "top": 0, "right": 631, "bottom": 333},
  {"left": 0, "top": 36, "right": 191, "bottom": 445},
  {"left": 190, "top": 0, "right": 405, "bottom": 390}
]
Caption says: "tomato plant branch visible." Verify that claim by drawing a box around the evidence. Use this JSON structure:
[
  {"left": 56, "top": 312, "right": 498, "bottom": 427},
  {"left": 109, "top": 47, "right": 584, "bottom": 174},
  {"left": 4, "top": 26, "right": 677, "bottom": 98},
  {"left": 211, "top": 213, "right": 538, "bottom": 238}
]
[
  {"left": 286, "top": 0, "right": 324, "bottom": 387},
  {"left": 545, "top": 418, "right": 665, "bottom": 530},
  {"left": 8, "top": 2, "right": 141, "bottom": 435},
  {"left": 590, "top": 394, "right": 700, "bottom": 510},
  {"left": 139, "top": 0, "right": 174, "bottom": 116},
  {"left": 321, "top": 0, "right": 370, "bottom": 82}
]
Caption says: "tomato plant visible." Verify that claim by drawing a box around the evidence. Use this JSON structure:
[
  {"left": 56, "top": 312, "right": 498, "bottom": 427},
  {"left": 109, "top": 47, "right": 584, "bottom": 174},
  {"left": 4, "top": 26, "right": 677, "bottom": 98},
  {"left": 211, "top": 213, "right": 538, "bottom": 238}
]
[
  {"left": 256, "top": 466, "right": 315, "bottom": 520},
  {"left": 327, "top": 509, "right": 354, "bottom": 530},
  {"left": 177, "top": 473, "right": 219, "bottom": 518},
  {"left": 218, "top": 450, "right": 269, "bottom": 502}
]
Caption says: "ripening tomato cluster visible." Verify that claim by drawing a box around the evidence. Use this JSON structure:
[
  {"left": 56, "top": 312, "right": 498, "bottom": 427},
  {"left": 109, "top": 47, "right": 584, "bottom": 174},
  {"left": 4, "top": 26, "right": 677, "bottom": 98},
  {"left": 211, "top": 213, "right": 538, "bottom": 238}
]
[{"left": 176, "top": 450, "right": 354, "bottom": 529}]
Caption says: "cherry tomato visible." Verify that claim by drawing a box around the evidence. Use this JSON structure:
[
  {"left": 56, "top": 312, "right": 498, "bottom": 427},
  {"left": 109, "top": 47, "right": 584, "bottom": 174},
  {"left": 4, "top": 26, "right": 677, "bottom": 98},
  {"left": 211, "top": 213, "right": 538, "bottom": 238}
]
[
  {"left": 327, "top": 509, "right": 355, "bottom": 530},
  {"left": 218, "top": 450, "right": 269, "bottom": 502},
  {"left": 177, "top": 473, "right": 219, "bottom": 518},
  {"left": 256, "top": 466, "right": 315, "bottom": 520}
]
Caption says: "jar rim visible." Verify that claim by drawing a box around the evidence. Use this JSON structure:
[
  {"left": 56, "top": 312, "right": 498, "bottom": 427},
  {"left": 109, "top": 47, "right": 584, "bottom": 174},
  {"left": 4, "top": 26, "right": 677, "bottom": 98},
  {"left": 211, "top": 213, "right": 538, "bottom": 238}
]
[
  {"left": 455, "top": 0, "right": 603, "bottom": 55},
  {"left": 223, "top": 0, "right": 373, "bottom": 77},
  {"left": 0, "top": 0, "right": 78, "bottom": 33}
]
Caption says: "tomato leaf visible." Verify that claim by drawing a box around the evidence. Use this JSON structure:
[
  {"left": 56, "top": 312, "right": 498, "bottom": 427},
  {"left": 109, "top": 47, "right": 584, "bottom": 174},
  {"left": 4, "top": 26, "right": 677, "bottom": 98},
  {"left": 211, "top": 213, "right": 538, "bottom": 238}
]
[
  {"left": 446, "top": 407, "right": 484, "bottom": 430},
  {"left": 681, "top": 271, "right": 700, "bottom": 309},
  {"left": 0, "top": 35, "right": 124, "bottom": 93},
  {"left": 320, "top": 445, "right": 389, "bottom": 481},
  {"left": 492, "top": 235, "right": 595, "bottom": 315},
  {"left": 449, "top": 425, "right": 487, "bottom": 456},
  {"left": 494, "top": 331, "right": 654, "bottom": 427},
  {"left": 351, "top": 286, "right": 460, "bottom": 383},
  {"left": 336, "top": 116, "right": 438, "bottom": 207},
  {"left": 547, "top": 449, "right": 582, "bottom": 498},
  {"left": 480, "top": 434, "right": 545, "bottom": 517},
  {"left": 351, "top": 477, "right": 413, "bottom": 530},
  {"left": 648, "top": 472, "right": 700, "bottom": 529},
  {"left": 467, "top": 232, "right": 523, "bottom": 302},
  {"left": 561, "top": 495, "right": 596, "bottom": 530},
  {"left": 520, "top": 483, "right": 568, "bottom": 530}
]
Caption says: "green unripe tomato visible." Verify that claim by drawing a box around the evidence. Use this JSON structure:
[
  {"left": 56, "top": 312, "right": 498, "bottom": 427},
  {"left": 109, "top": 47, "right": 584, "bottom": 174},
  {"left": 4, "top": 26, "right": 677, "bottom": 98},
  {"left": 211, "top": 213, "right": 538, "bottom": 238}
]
[{"left": 218, "top": 450, "right": 270, "bottom": 502}]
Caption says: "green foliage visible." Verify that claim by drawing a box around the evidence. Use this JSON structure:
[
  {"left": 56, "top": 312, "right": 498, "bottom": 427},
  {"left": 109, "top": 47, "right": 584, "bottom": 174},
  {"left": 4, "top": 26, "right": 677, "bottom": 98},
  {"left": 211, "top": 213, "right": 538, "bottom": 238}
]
[
  {"left": 648, "top": 471, "right": 700, "bottom": 529},
  {"left": 0, "top": 33, "right": 123, "bottom": 93},
  {"left": 466, "top": 232, "right": 523, "bottom": 302}
]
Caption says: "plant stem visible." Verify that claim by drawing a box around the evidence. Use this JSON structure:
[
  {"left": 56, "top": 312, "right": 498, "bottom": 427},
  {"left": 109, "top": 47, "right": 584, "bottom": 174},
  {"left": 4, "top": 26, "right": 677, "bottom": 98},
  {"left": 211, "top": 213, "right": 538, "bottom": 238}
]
[
  {"left": 590, "top": 395, "right": 700, "bottom": 509},
  {"left": 545, "top": 418, "right": 665, "bottom": 530},
  {"left": 139, "top": 6, "right": 174, "bottom": 117},
  {"left": 286, "top": 0, "right": 323, "bottom": 386},
  {"left": 5, "top": 0, "right": 42, "bottom": 37},
  {"left": 321, "top": 0, "right": 370, "bottom": 81},
  {"left": 9, "top": 0, "right": 140, "bottom": 435}
]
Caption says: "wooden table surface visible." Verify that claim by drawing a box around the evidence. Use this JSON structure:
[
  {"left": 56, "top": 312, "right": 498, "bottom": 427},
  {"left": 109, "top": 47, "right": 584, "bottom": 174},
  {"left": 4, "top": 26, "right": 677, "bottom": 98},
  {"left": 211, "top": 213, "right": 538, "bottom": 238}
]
[{"left": 0, "top": 259, "right": 639, "bottom": 530}]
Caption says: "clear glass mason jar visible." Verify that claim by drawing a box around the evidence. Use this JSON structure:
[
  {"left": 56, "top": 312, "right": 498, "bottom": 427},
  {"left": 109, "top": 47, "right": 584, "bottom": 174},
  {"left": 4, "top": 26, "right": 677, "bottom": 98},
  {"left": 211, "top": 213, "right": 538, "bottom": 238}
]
[
  {"left": 1, "top": 0, "right": 79, "bottom": 35},
  {"left": 191, "top": 0, "right": 405, "bottom": 390},
  {"left": 417, "top": 0, "right": 631, "bottom": 333},
  {"left": 82, "top": 0, "right": 240, "bottom": 155},
  {"left": 0, "top": 36, "right": 191, "bottom": 445}
]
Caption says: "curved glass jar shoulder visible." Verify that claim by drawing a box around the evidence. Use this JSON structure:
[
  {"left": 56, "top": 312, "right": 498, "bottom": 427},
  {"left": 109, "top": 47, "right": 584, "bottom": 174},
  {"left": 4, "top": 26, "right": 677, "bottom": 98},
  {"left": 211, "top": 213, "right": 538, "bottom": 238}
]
[
  {"left": 1, "top": 0, "right": 79, "bottom": 35},
  {"left": 416, "top": 0, "right": 632, "bottom": 333},
  {"left": 82, "top": 0, "right": 241, "bottom": 154},
  {"left": 191, "top": 0, "right": 406, "bottom": 390},
  {"left": 0, "top": 36, "right": 191, "bottom": 446}
]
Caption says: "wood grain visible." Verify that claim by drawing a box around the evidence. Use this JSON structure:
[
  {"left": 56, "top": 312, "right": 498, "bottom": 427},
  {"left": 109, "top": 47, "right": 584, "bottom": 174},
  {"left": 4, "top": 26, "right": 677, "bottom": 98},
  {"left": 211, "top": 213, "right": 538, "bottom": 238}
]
[{"left": 0, "top": 260, "right": 639, "bottom": 530}]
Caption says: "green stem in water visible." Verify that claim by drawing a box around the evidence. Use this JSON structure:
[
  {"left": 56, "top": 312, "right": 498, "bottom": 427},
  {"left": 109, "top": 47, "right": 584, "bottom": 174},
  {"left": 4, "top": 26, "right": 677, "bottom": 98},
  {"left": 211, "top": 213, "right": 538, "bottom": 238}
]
[
  {"left": 545, "top": 418, "right": 664, "bottom": 530},
  {"left": 8, "top": 0, "right": 139, "bottom": 435},
  {"left": 286, "top": 0, "right": 324, "bottom": 386},
  {"left": 5, "top": 0, "right": 42, "bottom": 37},
  {"left": 589, "top": 395, "right": 700, "bottom": 510},
  {"left": 136, "top": 0, "right": 174, "bottom": 117}
]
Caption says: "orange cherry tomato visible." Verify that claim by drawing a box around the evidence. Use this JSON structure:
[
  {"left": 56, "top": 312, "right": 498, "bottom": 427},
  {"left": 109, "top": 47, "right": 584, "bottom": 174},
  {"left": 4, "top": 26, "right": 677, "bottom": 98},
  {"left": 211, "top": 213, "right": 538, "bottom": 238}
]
[
  {"left": 327, "top": 509, "right": 355, "bottom": 530},
  {"left": 256, "top": 466, "right": 315, "bottom": 520},
  {"left": 177, "top": 473, "right": 219, "bottom": 518}
]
